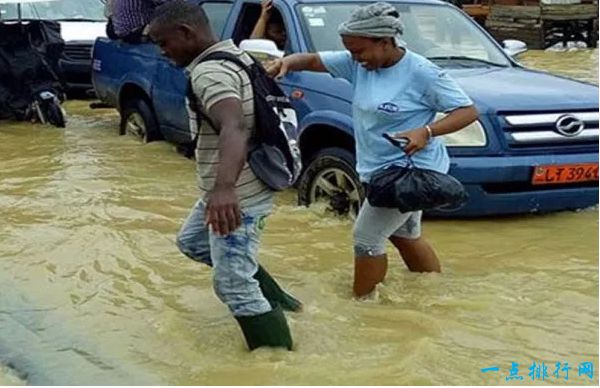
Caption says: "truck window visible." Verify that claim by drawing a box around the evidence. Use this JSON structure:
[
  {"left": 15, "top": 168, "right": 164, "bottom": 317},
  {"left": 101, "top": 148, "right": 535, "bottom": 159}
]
[
  {"left": 201, "top": 2, "right": 233, "bottom": 38},
  {"left": 409, "top": 6, "right": 488, "bottom": 59},
  {"left": 298, "top": 3, "right": 508, "bottom": 66},
  {"left": 233, "top": 2, "right": 288, "bottom": 51}
]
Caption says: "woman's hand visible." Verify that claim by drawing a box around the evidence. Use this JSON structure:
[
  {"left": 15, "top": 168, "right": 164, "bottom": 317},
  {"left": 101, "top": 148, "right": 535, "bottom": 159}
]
[
  {"left": 391, "top": 127, "right": 429, "bottom": 156},
  {"left": 264, "top": 53, "right": 327, "bottom": 79},
  {"left": 265, "top": 58, "right": 289, "bottom": 79}
]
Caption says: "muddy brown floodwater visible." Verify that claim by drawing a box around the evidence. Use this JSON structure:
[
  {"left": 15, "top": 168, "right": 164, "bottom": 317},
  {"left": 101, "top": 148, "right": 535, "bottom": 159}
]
[{"left": 0, "top": 49, "right": 597, "bottom": 385}]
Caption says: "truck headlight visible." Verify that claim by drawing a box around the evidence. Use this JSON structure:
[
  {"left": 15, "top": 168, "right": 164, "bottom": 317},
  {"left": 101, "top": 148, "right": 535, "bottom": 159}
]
[{"left": 435, "top": 113, "right": 487, "bottom": 147}]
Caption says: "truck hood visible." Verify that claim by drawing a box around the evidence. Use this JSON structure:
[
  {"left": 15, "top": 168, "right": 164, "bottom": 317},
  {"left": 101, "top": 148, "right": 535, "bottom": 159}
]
[
  {"left": 58, "top": 21, "right": 106, "bottom": 42},
  {"left": 301, "top": 65, "right": 598, "bottom": 114},
  {"left": 449, "top": 66, "right": 599, "bottom": 113}
]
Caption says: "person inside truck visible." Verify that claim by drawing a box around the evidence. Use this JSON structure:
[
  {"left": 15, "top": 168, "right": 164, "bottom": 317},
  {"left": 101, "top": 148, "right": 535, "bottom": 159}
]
[
  {"left": 266, "top": 2, "right": 478, "bottom": 298},
  {"left": 250, "top": 0, "right": 287, "bottom": 51}
]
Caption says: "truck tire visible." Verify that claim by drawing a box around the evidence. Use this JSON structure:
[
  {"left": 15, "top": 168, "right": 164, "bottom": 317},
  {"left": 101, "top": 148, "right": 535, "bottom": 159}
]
[
  {"left": 297, "top": 147, "right": 364, "bottom": 218},
  {"left": 119, "top": 98, "right": 160, "bottom": 143}
]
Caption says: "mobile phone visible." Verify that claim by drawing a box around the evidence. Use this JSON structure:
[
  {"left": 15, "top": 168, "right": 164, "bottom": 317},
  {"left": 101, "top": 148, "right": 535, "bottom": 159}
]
[{"left": 382, "top": 133, "right": 409, "bottom": 149}]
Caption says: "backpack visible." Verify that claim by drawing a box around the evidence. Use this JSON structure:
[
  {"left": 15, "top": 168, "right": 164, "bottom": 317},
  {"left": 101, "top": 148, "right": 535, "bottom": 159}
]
[{"left": 186, "top": 51, "right": 302, "bottom": 191}]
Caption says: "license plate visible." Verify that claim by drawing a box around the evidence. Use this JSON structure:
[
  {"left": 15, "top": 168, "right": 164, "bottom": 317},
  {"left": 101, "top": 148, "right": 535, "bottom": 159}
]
[{"left": 532, "top": 163, "right": 599, "bottom": 185}]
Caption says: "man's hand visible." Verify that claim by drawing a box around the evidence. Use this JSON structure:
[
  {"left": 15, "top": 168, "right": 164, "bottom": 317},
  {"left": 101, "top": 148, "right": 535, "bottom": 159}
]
[
  {"left": 391, "top": 127, "right": 429, "bottom": 156},
  {"left": 265, "top": 58, "right": 288, "bottom": 79},
  {"left": 260, "top": 0, "right": 273, "bottom": 16},
  {"left": 205, "top": 184, "right": 241, "bottom": 236}
]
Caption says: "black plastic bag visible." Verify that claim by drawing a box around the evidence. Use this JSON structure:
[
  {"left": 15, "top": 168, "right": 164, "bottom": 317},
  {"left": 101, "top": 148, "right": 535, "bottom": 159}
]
[{"left": 366, "top": 162, "right": 468, "bottom": 212}]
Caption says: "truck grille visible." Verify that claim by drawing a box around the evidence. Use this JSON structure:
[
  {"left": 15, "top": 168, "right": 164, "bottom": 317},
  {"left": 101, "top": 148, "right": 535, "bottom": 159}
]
[
  {"left": 62, "top": 43, "right": 92, "bottom": 61},
  {"left": 501, "top": 111, "right": 599, "bottom": 147}
]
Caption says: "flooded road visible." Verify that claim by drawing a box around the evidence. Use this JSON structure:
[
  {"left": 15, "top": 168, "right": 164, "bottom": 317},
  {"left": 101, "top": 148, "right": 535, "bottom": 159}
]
[{"left": 0, "top": 50, "right": 598, "bottom": 385}]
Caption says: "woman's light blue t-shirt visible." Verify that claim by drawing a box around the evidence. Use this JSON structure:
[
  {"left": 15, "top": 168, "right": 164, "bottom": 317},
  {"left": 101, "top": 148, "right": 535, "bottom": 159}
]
[{"left": 319, "top": 49, "right": 473, "bottom": 182}]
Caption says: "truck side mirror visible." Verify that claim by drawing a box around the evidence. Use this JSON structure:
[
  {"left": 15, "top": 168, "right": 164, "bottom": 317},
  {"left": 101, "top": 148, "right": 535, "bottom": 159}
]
[
  {"left": 502, "top": 39, "right": 528, "bottom": 57},
  {"left": 239, "top": 39, "right": 284, "bottom": 61}
]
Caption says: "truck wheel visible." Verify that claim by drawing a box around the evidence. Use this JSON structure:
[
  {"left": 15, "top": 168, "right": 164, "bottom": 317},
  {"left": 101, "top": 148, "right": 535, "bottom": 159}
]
[
  {"left": 297, "top": 147, "right": 364, "bottom": 218},
  {"left": 120, "top": 98, "right": 160, "bottom": 143}
]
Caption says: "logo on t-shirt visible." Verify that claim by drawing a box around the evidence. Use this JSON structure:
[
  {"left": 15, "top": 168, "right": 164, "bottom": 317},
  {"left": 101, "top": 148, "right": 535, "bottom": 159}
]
[{"left": 378, "top": 102, "right": 400, "bottom": 114}]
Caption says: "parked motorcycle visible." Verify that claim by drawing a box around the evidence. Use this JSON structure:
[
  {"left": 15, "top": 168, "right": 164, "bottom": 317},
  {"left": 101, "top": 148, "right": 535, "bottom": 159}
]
[{"left": 0, "top": 0, "right": 67, "bottom": 127}]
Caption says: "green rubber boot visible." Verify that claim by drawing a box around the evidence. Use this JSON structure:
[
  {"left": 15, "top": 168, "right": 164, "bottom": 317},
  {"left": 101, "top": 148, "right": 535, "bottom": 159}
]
[
  {"left": 254, "top": 265, "right": 302, "bottom": 312},
  {"left": 235, "top": 305, "right": 293, "bottom": 351}
]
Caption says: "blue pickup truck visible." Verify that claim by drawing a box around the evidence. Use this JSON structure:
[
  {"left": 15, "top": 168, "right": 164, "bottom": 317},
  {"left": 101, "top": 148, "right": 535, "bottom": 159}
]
[{"left": 92, "top": 0, "right": 599, "bottom": 217}]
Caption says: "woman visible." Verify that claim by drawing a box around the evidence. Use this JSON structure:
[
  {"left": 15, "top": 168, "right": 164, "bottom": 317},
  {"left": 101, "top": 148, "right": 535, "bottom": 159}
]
[{"left": 266, "top": 2, "right": 478, "bottom": 298}]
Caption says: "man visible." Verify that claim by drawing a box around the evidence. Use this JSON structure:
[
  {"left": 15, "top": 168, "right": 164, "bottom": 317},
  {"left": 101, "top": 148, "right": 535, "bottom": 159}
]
[
  {"left": 148, "top": 0, "right": 301, "bottom": 351},
  {"left": 109, "top": 0, "right": 171, "bottom": 43},
  {"left": 250, "top": 0, "right": 287, "bottom": 51}
]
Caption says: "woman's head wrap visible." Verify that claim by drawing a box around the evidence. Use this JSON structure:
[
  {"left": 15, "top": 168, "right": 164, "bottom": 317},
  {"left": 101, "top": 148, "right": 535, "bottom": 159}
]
[{"left": 337, "top": 2, "right": 404, "bottom": 43}]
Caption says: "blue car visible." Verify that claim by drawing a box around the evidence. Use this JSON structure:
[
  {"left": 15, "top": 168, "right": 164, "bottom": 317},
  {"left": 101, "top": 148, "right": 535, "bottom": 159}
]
[{"left": 92, "top": 0, "right": 599, "bottom": 217}]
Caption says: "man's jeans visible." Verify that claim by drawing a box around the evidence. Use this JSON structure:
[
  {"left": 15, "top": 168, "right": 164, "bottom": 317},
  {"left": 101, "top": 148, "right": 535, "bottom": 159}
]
[{"left": 176, "top": 198, "right": 273, "bottom": 317}]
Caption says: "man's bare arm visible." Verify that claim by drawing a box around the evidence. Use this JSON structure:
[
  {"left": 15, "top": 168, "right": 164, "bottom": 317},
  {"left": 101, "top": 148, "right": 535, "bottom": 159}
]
[{"left": 205, "top": 97, "right": 247, "bottom": 235}]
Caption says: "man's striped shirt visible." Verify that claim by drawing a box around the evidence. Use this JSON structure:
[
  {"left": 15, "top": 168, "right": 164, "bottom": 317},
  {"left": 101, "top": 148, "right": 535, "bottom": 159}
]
[{"left": 185, "top": 40, "right": 272, "bottom": 208}]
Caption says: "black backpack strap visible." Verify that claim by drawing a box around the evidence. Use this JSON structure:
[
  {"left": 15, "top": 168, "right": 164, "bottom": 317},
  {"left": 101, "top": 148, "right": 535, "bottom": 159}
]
[
  {"left": 186, "top": 51, "right": 258, "bottom": 139},
  {"left": 201, "top": 51, "right": 254, "bottom": 75},
  {"left": 185, "top": 78, "right": 204, "bottom": 153},
  {"left": 186, "top": 77, "right": 216, "bottom": 129},
  {"left": 186, "top": 51, "right": 256, "bottom": 137}
]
